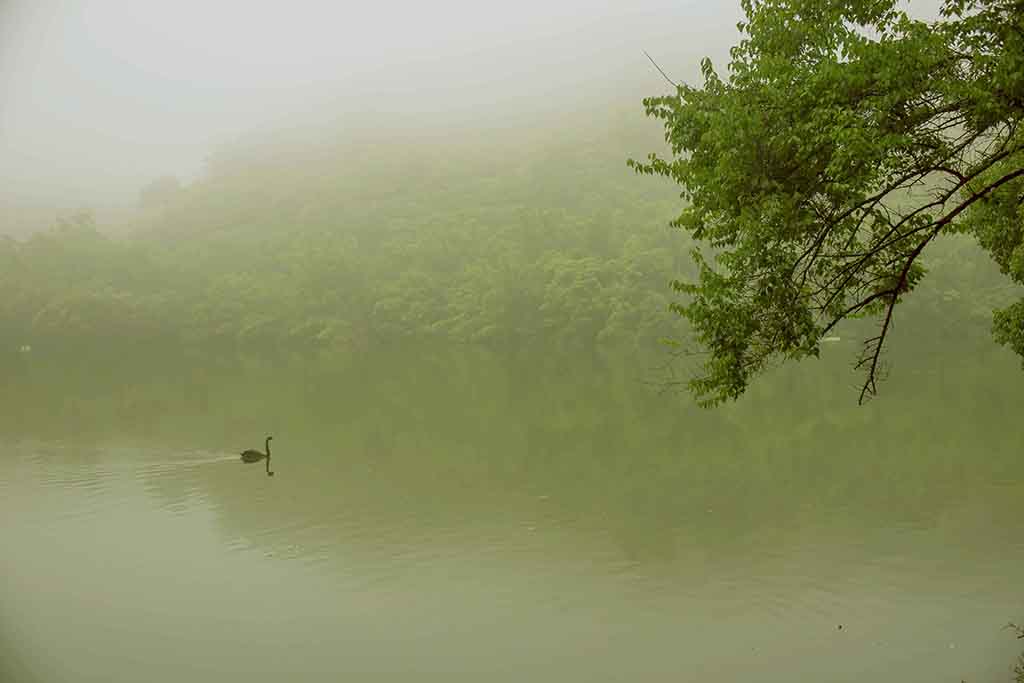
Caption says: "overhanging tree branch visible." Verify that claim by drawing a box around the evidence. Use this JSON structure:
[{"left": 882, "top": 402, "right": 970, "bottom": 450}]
[{"left": 632, "top": 0, "right": 1024, "bottom": 406}]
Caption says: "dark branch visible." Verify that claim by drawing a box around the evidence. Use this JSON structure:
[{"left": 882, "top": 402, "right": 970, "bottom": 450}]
[
  {"left": 854, "top": 165, "right": 1024, "bottom": 402},
  {"left": 643, "top": 51, "right": 679, "bottom": 89}
]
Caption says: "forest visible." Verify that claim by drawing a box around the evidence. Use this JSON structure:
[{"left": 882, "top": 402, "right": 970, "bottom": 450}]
[{"left": 0, "top": 108, "right": 1016, "bottom": 377}]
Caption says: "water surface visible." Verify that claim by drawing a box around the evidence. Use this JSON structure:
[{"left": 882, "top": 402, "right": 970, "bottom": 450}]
[{"left": 1, "top": 349, "right": 1022, "bottom": 682}]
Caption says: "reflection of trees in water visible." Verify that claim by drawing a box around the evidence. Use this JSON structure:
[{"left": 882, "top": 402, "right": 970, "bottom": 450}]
[
  {"left": 2, "top": 345, "right": 1021, "bottom": 578},
  {"left": 0, "top": 619, "right": 43, "bottom": 683}
]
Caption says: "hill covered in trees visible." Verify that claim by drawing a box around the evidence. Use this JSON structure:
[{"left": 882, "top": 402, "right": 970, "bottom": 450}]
[
  {"left": 1, "top": 113, "right": 684, "bottom": 355},
  {"left": 0, "top": 109, "right": 1017, "bottom": 369}
]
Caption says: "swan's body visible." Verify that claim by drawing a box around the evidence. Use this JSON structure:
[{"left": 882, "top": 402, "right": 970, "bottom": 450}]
[
  {"left": 240, "top": 444, "right": 269, "bottom": 463},
  {"left": 240, "top": 436, "right": 274, "bottom": 475}
]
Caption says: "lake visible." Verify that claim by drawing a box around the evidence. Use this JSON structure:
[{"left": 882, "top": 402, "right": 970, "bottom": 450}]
[{"left": 2, "top": 346, "right": 1022, "bottom": 682}]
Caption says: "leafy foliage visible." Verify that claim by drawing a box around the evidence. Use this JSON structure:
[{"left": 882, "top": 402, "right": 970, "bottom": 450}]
[
  {"left": 0, "top": 106, "right": 1014, "bottom": 373},
  {"left": 1, "top": 119, "right": 688, "bottom": 356},
  {"left": 631, "top": 0, "right": 1024, "bottom": 404}
]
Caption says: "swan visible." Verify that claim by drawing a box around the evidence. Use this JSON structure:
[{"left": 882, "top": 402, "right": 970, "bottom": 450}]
[{"left": 240, "top": 436, "right": 274, "bottom": 476}]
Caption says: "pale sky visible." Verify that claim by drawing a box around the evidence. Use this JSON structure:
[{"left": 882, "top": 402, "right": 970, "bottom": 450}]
[{"left": 0, "top": 1, "right": 742, "bottom": 205}]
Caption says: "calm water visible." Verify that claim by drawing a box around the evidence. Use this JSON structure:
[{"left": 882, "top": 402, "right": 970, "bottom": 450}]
[{"left": 1, "top": 348, "right": 1022, "bottom": 682}]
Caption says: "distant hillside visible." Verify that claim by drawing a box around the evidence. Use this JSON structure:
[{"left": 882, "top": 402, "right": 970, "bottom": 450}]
[
  {"left": 0, "top": 200, "right": 137, "bottom": 240},
  {"left": 1, "top": 109, "right": 1017, "bottom": 364}
]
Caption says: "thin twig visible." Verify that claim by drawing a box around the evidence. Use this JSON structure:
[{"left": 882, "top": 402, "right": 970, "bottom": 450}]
[{"left": 643, "top": 50, "right": 679, "bottom": 89}]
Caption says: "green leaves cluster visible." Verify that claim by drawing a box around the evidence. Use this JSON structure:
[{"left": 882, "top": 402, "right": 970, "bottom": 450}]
[
  {"left": 1, "top": 122, "right": 686, "bottom": 357},
  {"left": 631, "top": 0, "right": 1024, "bottom": 405}
]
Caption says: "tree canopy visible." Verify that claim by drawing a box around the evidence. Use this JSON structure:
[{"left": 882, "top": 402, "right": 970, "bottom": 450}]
[
  {"left": 0, "top": 119, "right": 688, "bottom": 357},
  {"left": 631, "top": 0, "right": 1024, "bottom": 405},
  {"left": 0, "top": 100, "right": 1013, "bottom": 377}
]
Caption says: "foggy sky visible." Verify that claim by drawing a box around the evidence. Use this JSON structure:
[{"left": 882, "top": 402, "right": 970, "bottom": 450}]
[{"left": 0, "top": 0, "right": 743, "bottom": 207}]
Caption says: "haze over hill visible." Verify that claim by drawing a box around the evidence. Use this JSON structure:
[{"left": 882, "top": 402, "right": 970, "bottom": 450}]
[
  {"left": 0, "top": 0, "right": 745, "bottom": 213},
  {"left": 0, "top": 0, "right": 1010, "bottom": 366}
]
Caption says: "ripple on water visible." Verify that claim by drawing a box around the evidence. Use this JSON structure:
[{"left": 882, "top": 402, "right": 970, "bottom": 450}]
[
  {"left": 2, "top": 442, "right": 251, "bottom": 526},
  {"left": 4, "top": 436, "right": 1024, "bottom": 683}
]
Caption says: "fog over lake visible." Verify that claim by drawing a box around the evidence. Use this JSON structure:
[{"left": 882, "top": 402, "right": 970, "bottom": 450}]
[{"left": 1, "top": 0, "right": 1021, "bottom": 681}]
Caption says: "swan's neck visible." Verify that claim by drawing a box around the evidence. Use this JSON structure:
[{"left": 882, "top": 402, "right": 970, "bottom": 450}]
[{"left": 265, "top": 439, "right": 271, "bottom": 455}]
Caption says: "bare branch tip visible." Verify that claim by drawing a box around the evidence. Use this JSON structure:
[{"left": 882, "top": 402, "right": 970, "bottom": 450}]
[{"left": 642, "top": 50, "right": 680, "bottom": 89}]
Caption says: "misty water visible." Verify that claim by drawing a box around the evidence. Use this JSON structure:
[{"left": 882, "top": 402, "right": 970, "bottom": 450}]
[{"left": 2, "top": 346, "right": 1022, "bottom": 682}]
